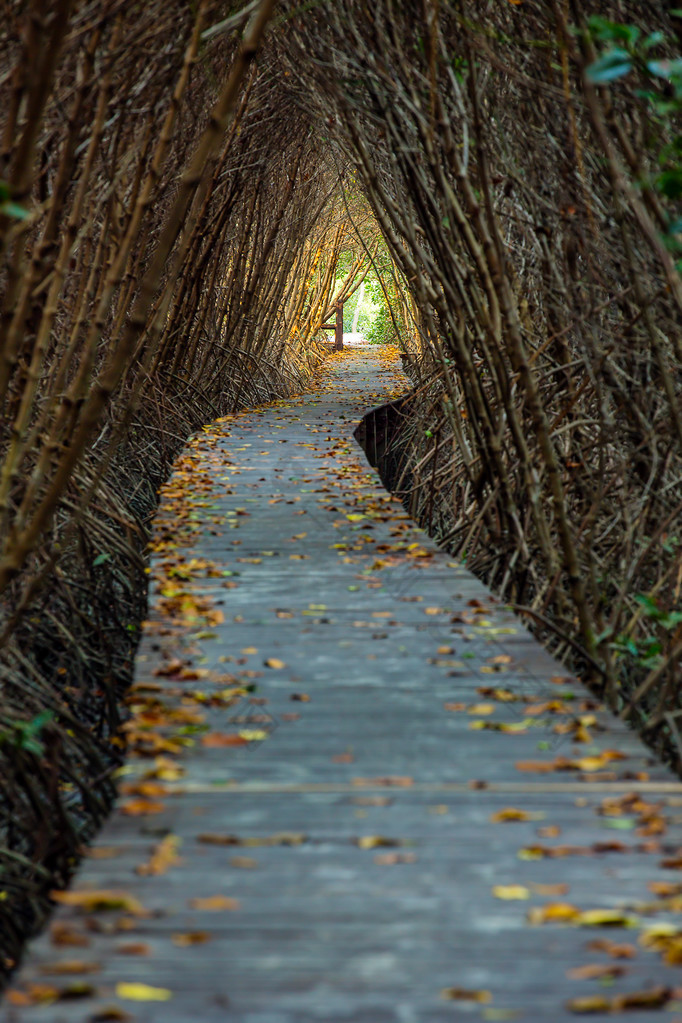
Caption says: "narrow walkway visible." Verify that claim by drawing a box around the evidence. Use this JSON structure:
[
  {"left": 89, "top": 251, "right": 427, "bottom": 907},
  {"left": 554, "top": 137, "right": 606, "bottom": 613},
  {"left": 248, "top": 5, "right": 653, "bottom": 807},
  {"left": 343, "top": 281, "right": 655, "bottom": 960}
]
[{"left": 6, "top": 346, "right": 682, "bottom": 1022}]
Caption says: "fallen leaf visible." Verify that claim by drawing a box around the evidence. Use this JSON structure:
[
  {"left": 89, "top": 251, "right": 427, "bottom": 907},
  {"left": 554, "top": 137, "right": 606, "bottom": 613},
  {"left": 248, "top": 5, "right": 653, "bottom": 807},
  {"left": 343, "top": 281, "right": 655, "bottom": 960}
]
[
  {"left": 527, "top": 902, "right": 579, "bottom": 924},
  {"left": 50, "top": 922, "right": 90, "bottom": 947},
  {"left": 442, "top": 987, "right": 492, "bottom": 1003},
  {"left": 356, "top": 835, "right": 401, "bottom": 849},
  {"left": 492, "top": 885, "right": 530, "bottom": 900},
  {"left": 115, "top": 943, "right": 151, "bottom": 956},
  {"left": 39, "top": 961, "right": 100, "bottom": 975},
  {"left": 171, "top": 931, "right": 211, "bottom": 947},
  {"left": 574, "top": 909, "right": 637, "bottom": 928},
  {"left": 566, "top": 963, "right": 628, "bottom": 980},
  {"left": 264, "top": 658, "right": 286, "bottom": 669},
  {"left": 115, "top": 982, "right": 172, "bottom": 1002},
  {"left": 587, "top": 939, "right": 636, "bottom": 959},
  {"left": 566, "top": 995, "right": 612, "bottom": 1014},
  {"left": 50, "top": 890, "right": 147, "bottom": 916},
  {"left": 201, "top": 732, "right": 248, "bottom": 747},
  {"left": 189, "top": 895, "right": 240, "bottom": 911},
  {"left": 490, "top": 808, "right": 544, "bottom": 823},
  {"left": 120, "top": 799, "right": 166, "bottom": 817},
  {"left": 648, "top": 881, "right": 682, "bottom": 896},
  {"left": 89, "top": 1008, "right": 133, "bottom": 1022},
  {"left": 136, "top": 835, "right": 182, "bottom": 877}
]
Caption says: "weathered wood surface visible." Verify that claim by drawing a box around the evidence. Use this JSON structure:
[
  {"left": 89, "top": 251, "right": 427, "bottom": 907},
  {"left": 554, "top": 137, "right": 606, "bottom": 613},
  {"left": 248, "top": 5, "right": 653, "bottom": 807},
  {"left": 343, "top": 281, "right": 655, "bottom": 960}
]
[{"left": 5, "top": 345, "right": 682, "bottom": 1022}]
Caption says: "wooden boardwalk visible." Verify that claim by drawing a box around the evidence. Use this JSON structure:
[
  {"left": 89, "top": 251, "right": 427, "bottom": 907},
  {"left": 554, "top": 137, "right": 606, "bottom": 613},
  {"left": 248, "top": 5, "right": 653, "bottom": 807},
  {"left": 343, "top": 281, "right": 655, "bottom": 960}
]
[{"left": 6, "top": 344, "right": 682, "bottom": 1021}]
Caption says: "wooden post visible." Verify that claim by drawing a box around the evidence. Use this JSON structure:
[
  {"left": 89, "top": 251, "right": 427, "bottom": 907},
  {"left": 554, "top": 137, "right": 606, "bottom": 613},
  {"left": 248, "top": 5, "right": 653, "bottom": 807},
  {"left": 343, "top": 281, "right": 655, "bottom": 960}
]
[{"left": 334, "top": 300, "right": 343, "bottom": 351}]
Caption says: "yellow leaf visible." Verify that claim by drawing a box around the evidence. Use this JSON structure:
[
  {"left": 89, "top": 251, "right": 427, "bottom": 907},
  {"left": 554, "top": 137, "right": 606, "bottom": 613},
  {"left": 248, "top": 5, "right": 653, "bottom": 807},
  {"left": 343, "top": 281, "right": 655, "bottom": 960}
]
[
  {"left": 264, "top": 658, "right": 286, "bottom": 669},
  {"left": 50, "top": 889, "right": 147, "bottom": 916},
  {"left": 575, "top": 909, "right": 638, "bottom": 928},
  {"left": 492, "top": 885, "right": 530, "bottom": 900},
  {"left": 490, "top": 808, "right": 544, "bottom": 823},
  {"left": 466, "top": 703, "right": 495, "bottom": 716},
  {"left": 115, "top": 983, "right": 172, "bottom": 1002},
  {"left": 238, "top": 729, "right": 268, "bottom": 741},
  {"left": 356, "top": 835, "right": 401, "bottom": 850},
  {"left": 566, "top": 996, "right": 612, "bottom": 1014},
  {"left": 527, "top": 902, "right": 579, "bottom": 924}
]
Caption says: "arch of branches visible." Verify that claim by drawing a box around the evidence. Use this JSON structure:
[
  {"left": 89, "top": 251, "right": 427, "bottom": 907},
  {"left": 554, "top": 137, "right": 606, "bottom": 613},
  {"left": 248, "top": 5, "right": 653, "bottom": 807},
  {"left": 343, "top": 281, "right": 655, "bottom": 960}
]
[{"left": 1, "top": 0, "right": 682, "bottom": 969}]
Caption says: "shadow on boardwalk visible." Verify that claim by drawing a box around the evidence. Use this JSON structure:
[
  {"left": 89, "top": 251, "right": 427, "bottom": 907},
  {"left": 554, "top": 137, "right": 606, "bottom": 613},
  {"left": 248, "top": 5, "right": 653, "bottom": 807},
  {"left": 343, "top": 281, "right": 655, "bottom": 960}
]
[{"left": 5, "top": 346, "right": 682, "bottom": 1022}]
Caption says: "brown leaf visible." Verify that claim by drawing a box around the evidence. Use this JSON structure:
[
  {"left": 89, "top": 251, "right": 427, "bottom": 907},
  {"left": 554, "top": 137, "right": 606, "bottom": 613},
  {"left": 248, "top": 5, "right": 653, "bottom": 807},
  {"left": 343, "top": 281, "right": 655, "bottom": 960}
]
[
  {"left": 89, "top": 1009, "right": 133, "bottom": 1022},
  {"left": 50, "top": 922, "right": 90, "bottom": 948},
  {"left": 188, "top": 895, "right": 240, "bottom": 911},
  {"left": 648, "top": 881, "right": 682, "bottom": 896},
  {"left": 152, "top": 658, "right": 184, "bottom": 677},
  {"left": 201, "top": 732, "right": 248, "bottom": 748},
  {"left": 442, "top": 987, "right": 492, "bottom": 1003},
  {"left": 356, "top": 835, "right": 402, "bottom": 849},
  {"left": 115, "top": 943, "right": 151, "bottom": 956},
  {"left": 566, "top": 963, "right": 628, "bottom": 980},
  {"left": 613, "top": 988, "right": 671, "bottom": 1011},
  {"left": 586, "top": 939, "right": 636, "bottom": 959},
  {"left": 490, "top": 807, "right": 543, "bottom": 823},
  {"left": 171, "top": 931, "right": 210, "bottom": 947},
  {"left": 39, "top": 961, "right": 100, "bottom": 976}
]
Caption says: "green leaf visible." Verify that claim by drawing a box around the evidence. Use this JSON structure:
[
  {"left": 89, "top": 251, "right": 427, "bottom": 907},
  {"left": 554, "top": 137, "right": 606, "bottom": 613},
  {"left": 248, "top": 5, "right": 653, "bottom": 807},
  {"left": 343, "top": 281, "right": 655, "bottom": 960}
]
[
  {"left": 1, "top": 200, "right": 29, "bottom": 221},
  {"left": 587, "top": 18, "right": 639, "bottom": 46},
  {"left": 93, "top": 553, "right": 112, "bottom": 567},
  {"left": 586, "top": 49, "right": 633, "bottom": 84}
]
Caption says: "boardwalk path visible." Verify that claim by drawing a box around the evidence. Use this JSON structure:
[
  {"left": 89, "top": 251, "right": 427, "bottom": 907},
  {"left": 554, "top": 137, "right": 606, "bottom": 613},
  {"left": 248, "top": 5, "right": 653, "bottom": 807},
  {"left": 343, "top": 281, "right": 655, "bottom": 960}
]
[{"left": 6, "top": 345, "right": 682, "bottom": 1021}]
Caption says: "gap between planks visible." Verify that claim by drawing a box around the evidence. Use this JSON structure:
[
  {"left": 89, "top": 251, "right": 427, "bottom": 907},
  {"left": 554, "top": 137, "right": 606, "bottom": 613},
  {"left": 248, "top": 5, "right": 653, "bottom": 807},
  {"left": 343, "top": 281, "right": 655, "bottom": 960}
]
[{"left": 147, "top": 780, "right": 682, "bottom": 797}]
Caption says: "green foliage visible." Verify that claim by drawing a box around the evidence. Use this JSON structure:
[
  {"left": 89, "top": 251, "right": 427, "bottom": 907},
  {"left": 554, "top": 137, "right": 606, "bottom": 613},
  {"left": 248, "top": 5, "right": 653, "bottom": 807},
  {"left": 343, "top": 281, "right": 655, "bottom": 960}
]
[
  {"left": 0, "top": 180, "right": 28, "bottom": 221},
  {"left": 365, "top": 304, "right": 402, "bottom": 345},
  {"left": 585, "top": 16, "right": 682, "bottom": 264},
  {"left": 609, "top": 594, "right": 682, "bottom": 672},
  {"left": 0, "top": 711, "right": 53, "bottom": 757}
]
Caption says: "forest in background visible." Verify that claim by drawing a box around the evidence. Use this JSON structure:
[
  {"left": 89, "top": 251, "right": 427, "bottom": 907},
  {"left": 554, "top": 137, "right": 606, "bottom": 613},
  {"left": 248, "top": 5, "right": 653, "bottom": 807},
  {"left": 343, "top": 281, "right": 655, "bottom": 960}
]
[{"left": 2, "top": 0, "right": 682, "bottom": 973}]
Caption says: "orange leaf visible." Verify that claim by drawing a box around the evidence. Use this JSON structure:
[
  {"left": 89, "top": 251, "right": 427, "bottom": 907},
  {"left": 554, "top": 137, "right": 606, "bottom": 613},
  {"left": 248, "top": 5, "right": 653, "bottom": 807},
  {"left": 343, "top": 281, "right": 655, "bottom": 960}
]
[
  {"left": 120, "top": 799, "right": 166, "bottom": 816},
  {"left": 201, "top": 733, "right": 248, "bottom": 747}
]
